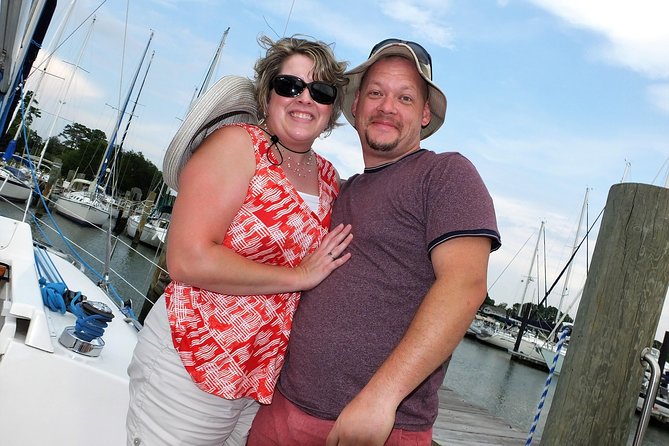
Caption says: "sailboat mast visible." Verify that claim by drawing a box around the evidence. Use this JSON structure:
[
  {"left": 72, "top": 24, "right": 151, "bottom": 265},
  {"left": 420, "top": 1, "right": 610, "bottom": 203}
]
[
  {"left": 197, "top": 27, "right": 229, "bottom": 99},
  {"left": 104, "top": 49, "right": 155, "bottom": 191},
  {"left": 0, "top": 0, "right": 52, "bottom": 136},
  {"left": 518, "top": 221, "right": 544, "bottom": 309},
  {"left": 35, "top": 16, "right": 95, "bottom": 172},
  {"left": 92, "top": 30, "right": 154, "bottom": 191},
  {"left": 554, "top": 188, "right": 590, "bottom": 323},
  {"left": 7, "top": 0, "right": 78, "bottom": 144}
]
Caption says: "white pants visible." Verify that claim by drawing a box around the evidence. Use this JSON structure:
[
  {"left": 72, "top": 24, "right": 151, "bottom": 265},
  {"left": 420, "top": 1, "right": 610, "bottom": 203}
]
[{"left": 126, "top": 295, "right": 260, "bottom": 446}]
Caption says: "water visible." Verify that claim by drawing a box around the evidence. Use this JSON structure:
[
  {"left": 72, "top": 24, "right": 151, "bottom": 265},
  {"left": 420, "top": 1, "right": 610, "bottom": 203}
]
[
  {"left": 445, "top": 337, "right": 669, "bottom": 445},
  {"left": 2, "top": 198, "right": 668, "bottom": 445}
]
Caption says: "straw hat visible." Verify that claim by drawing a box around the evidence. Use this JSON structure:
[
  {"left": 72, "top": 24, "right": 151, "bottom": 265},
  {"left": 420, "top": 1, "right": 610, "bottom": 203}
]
[
  {"left": 341, "top": 40, "right": 447, "bottom": 140},
  {"left": 162, "top": 75, "right": 258, "bottom": 191}
]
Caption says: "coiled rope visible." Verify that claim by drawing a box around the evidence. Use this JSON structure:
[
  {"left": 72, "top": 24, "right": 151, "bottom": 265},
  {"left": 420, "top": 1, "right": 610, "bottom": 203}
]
[
  {"left": 525, "top": 326, "right": 571, "bottom": 445},
  {"left": 35, "top": 244, "right": 113, "bottom": 341}
]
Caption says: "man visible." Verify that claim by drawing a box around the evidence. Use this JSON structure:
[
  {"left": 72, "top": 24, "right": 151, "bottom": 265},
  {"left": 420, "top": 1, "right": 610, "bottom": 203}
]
[{"left": 248, "top": 39, "right": 501, "bottom": 446}]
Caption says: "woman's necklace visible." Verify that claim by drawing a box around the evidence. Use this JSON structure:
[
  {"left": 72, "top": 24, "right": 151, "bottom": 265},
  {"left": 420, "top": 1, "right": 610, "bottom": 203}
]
[
  {"left": 256, "top": 125, "right": 315, "bottom": 177},
  {"left": 285, "top": 152, "right": 314, "bottom": 178}
]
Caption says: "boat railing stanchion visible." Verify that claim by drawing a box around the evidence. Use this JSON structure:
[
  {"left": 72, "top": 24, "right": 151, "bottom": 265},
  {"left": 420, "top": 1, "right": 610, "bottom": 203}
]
[{"left": 632, "top": 347, "right": 661, "bottom": 446}]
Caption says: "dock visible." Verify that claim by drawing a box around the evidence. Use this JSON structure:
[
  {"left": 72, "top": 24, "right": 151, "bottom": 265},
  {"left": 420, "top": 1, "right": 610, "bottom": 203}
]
[{"left": 432, "top": 387, "right": 537, "bottom": 445}]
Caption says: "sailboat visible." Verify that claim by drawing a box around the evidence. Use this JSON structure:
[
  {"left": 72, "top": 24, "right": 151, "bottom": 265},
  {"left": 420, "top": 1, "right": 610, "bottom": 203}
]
[
  {"left": 477, "top": 221, "right": 551, "bottom": 366},
  {"left": 535, "top": 188, "right": 591, "bottom": 373},
  {"left": 126, "top": 186, "right": 172, "bottom": 249},
  {"left": 126, "top": 210, "right": 170, "bottom": 248},
  {"left": 53, "top": 177, "right": 112, "bottom": 225},
  {"left": 0, "top": 164, "right": 32, "bottom": 201},
  {"left": 0, "top": 0, "right": 58, "bottom": 203},
  {"left": 0, "top": 3, "right": 140, "bottom": 444},
  {"left": 54, "top": 31, "right": 154, "bottom": 227}
]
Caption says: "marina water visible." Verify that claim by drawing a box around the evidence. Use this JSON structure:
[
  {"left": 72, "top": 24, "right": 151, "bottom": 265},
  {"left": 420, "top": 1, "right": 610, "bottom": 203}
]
[{"left": 2, "top": 199, "right": 668, "bottom": 445}]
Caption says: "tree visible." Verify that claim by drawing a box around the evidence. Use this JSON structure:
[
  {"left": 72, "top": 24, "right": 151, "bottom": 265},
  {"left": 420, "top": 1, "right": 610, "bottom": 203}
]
[
  {"left": 114, "top": 150, "right": 161, "bottom": 198},
  {"left": 59, "top": 123, "right": 109, "bottom": 179},
  {"left": 7, "top": 90, "right": 41, "bottom": 130},
  {"left": 0, "top": 90, "right": 43, "bottom": 155}
]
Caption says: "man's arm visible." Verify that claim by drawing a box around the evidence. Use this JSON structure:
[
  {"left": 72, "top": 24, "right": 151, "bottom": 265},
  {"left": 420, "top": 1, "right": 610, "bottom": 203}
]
[{"left": 326, "top": 236, "right": 492, "bottom": 446}]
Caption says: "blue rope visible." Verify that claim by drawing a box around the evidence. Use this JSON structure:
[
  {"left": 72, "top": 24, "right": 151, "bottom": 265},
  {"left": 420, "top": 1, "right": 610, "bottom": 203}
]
[
  {"left": 32, "top": 214, "right": 55, "bottom": 246},
  {"left": 525, "top": 327, "right": 571, "bottom": 445},
  {"left": 34, "top": 245, "right": 66, "bottom": 285},
  {"left": 39, "top": 279, "right": 68, "bottom": 314},
  {"left": 69, "top": 295, "right": 114, "bottom": 342},
  {"left": 35, "top": 250, "right": 113, "bottom": 341},
  {"left": 35, "top": 245, "right": 71, "bottom": 313}
]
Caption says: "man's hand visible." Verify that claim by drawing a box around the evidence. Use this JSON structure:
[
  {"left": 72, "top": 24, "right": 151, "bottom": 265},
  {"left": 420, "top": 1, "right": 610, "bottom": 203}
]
[{"left": 325, "top": 392, "right": 396, "bottom": 446}]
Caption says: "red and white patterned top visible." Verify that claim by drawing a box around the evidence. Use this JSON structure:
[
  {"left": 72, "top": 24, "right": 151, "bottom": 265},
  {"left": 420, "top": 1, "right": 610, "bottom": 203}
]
[{"left": 165, "top": 123, "right": 339, "bottom": 403}]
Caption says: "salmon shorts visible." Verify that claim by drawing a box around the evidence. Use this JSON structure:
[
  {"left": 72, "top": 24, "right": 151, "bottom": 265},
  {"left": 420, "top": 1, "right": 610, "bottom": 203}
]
[{"left": 247, "top": 389, "right": 432, "bottom": 446}]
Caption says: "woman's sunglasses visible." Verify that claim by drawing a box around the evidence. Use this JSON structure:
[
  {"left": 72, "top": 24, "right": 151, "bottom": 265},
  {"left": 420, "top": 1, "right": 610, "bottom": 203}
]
[{"left": 272, "top": 75, "right": 337, "bottom": 105}]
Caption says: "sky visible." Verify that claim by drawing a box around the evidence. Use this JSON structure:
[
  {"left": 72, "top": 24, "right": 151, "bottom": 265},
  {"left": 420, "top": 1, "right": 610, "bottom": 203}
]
[{"left": 11, "top": 0, "right": 669, "bottom": 340}]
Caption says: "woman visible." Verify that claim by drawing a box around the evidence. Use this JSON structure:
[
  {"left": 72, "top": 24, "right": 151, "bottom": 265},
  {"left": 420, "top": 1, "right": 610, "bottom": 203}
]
[{"left": 126, "top": 35, "right": 350, "bottom": 446}]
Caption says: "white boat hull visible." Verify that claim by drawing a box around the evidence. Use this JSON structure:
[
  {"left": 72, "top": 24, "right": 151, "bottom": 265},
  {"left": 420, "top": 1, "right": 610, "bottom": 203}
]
[
  {"left": 54, "top": 192, "right": 111, "bottom": 226},
  {"left": 540, "top": 345, "right": 565, "bottom": 374},
  {"left": 0, "top": 216, "right": 139, "bottom": 445},
  {"left": 476, "top": 330, "right": 547, "bottom": 363},
  {"left": 0, "top": 168, "right": 31, "bottom": 201},
  {"left": 126, "top": 215, "right": 168, "bottom": 248}
]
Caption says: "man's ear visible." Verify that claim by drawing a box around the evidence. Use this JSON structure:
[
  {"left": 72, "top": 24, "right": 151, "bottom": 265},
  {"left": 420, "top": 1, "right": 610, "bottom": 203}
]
[
  {"left": 351, "top": 90, "right": 360, "bottom": 120},
  {"left": 421, "top": 101, "right": 431, "bottom": 128}
]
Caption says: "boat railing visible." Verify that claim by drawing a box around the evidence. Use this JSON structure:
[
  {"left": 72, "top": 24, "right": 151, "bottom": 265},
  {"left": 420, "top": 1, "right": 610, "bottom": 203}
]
[
  {"left": 0, "top": 195, "right": 165, "bottom": 316},
  {"left": 633, "top": 347, "right": 662, "bottom": 446}
]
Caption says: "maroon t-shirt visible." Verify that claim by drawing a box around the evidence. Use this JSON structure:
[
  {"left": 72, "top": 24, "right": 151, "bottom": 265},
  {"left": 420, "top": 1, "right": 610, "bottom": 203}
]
[{"left": 278, "top": 149, "right": 501, "bottom": 431}]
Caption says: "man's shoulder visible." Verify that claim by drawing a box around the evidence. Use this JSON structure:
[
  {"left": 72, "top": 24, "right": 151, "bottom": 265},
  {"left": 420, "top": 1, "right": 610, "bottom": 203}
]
[
  {"left": 418, "top": 149, "right": 466, "bottom": 161},
  {"left": 414, "top": 149, "right": 475, "bottom": 171}
]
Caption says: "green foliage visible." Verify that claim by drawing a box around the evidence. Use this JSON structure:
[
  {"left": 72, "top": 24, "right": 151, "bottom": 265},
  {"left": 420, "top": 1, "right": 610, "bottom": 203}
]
[
  {"left": 44, "top": 136, "right": 67, "bottom": 158},
  {"left": 0, "top": 90, "right": 44, "bottom": 154},
  {"left": 58, "top": 123, "right": 109, "bottom": 179},
  {"left": 509, "top": 302, "right": 574, "bottom": 324},
  {"left": 52, "top": 122, "right": 161, "bottom": 197},
  {"left": 482, "top": 293, "right": 495, "bottom": 308},
  {"left": 17, "top": 119, "right": 162, "bottom": 197},
  {"left": 114, "top": 150, "right": 162, "bottom": 199},
  {"left": 4, "top": 98, "right": 162, "bottom": 196}
]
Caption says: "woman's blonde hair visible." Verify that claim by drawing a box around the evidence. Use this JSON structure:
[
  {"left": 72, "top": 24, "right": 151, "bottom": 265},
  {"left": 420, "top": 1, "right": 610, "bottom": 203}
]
[{"left": 254, "top": 35, "right": 348, "bottom": 135}]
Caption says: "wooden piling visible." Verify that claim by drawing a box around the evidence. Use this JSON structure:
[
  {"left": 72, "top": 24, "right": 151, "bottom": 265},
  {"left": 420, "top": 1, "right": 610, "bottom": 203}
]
[
  {"left": 131, "top": 191, "right": 156, "bottom": 248},
  {"left": 138, "top": 245, "right": 169, "bottom": 324},
  {"left": 541, "top": 183, "right": 669, "bottom": 445}
]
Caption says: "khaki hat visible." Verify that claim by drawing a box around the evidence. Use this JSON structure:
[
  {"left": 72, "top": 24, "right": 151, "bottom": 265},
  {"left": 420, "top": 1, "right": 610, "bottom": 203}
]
[
  {"left": 162, "top": 75, "right": 258, "bottom": 191},
  {"left": 341, "top": 39, "right": 447, "bottom": 140}
]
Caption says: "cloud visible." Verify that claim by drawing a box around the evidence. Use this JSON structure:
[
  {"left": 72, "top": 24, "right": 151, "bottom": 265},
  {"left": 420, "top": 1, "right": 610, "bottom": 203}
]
[
  {"left": 529, "top": 1, "right": 669, "bottom": 78},
  {"left": 648, "top": 83, "right": 669, "bottom": 114},
  {"left": 379, "top": 0, "right": 456, "bottom": 48}
]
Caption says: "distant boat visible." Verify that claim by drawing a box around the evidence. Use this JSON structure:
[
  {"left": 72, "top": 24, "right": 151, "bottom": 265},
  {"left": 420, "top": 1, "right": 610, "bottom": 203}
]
[
  {"left": 53, "top": 31, "right": 154, "bottom": 228},
  {"left": 476, "top": 327, "right": 549, "bottom": 364},
  {"left": 0, "top": 166, "right": 32, "bottom": 201},
  {"left": 54, "top": 178, "right": 112, "bottom": 226},
  {"left": 537, "top": 321, "right": 573, "bottom": 375},
  {"left": 126, "top": 212, "right": 170, "bottom": 248},
  {"left": 466, "top": 314, "right": 496, "bottom": 338}
]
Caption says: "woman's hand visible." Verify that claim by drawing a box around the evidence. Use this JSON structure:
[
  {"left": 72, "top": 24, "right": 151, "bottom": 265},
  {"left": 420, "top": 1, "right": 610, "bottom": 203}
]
[{"left": 295, "top": 223, "right": 353, "bottom": 290}]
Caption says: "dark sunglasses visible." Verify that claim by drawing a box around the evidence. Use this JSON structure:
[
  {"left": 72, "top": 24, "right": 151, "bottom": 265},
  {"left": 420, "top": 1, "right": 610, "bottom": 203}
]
[
  {"left": 272, "top": 75, "right": 337, "bottom": 105},
  {"left": 369, "top": 39, "right": 433, "bottom": 77}
]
